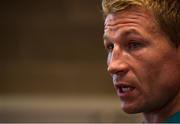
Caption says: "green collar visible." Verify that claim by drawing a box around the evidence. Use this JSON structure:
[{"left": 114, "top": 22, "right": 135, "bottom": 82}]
[{"left": 163, "top": 111, "right": 180, "bottom": 123}]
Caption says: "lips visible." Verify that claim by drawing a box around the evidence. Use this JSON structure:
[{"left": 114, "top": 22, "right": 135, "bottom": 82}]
[
  {"left": 118, "top": 85, "right": 135, "bottom": 93},
  {"left": 115, "top": 83, "right": 136, "bottom": 98}
]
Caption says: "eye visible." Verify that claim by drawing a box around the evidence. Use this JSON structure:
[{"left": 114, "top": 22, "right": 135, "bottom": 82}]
[
  {"left": 106, "top": 43, "right": 114, "bottom": 52},
  {"left": 126, "top": 40, "right": 144, "bottom": 51}
]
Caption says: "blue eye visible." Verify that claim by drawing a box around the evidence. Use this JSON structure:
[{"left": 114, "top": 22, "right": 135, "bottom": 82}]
[{"left": 127, "top": 41, "right": 143, "bottom": 50}]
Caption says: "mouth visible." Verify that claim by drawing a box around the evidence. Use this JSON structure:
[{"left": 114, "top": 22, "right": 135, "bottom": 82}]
[
  {"left": 119, "top": 85, "right": 134, "bottom": 93},
  {"left": 115, "top": 84, "right": 136, "bottom": 98}
]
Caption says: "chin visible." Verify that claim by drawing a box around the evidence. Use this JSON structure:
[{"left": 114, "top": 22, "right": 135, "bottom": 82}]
[
  {"left": 122, "top": 108, "right": 141, "bottom": 114},
  {"left": 121, "top": 103, "right": 142, "bottom": 114}
]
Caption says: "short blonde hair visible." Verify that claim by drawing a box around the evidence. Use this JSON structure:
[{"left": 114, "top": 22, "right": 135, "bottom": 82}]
[{"left": 102, "top": 0, "right": 180, "bottom": 46}]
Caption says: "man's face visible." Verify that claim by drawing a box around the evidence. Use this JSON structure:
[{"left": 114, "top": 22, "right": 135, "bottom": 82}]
[{"left": 103, "top": 7, "right": 180, "bottom": 113}]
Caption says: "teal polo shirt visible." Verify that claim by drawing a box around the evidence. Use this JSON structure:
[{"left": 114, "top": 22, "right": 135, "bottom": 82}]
[{"left": 163, "top": 111, "right": 180, "bottom": 123}]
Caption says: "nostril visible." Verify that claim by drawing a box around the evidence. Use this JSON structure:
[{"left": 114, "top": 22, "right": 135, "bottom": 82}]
[
  {"left": 112, "top": 70, "right": 128, "bottom": 81},
  {"left": 107, "top": 65, "right": 118, "bottom": 74}
]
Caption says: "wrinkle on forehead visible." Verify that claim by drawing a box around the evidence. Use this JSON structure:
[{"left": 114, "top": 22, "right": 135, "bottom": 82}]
[
  {"left": 105, "top": 10, "right": 152, "bottom": 26},
  {"left": 104, "top": 7, "right": 159, "bottom": 37},
  {"left": 104, "top": 7, "right": 152, "bottom": 25}
]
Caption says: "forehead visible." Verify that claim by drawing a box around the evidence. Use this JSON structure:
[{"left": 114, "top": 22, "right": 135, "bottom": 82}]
[
  {"left": 105, "top": 7, "right": 153, "bottom": 25},
  {"left": 104, "top": 7, "right": 157, "bottom": 37}
]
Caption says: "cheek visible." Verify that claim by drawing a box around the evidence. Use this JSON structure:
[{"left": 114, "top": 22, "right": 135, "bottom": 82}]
[
  {"left": 131, "top": 53, "right": 167, "bottom": 96},
  {"left": 133, "top": 52, "right": 162, "bottom": 83},
  {"left": 156, "top": 61, "right": 180, "bottom": 92},
  {"left": 132, "top": 62, "right": 178, "bottom": 111},
  {"left": 134, "top": 50, "right": 180, "bottom": 98},
  {"left": 133, "top": 46, "right": 173, "bottom": 82},
  {"left": 136, "top": 63, "right": 161, "bottom": 96}
]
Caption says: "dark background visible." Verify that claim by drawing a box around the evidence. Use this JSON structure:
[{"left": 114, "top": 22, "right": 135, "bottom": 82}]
[
  {"left": 0, "top": 0, "right": 114, "bottom": 95},
  {"left": 0, "top": 0, "right": 141, "bottom": 122}
]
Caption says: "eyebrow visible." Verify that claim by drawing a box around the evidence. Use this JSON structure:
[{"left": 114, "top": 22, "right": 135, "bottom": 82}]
[
  {"left": 123, "top": 29, "right": 141, "bottom": 37},
  {"left": 103, "top": 28, "right": 141, "bottom": 41}
]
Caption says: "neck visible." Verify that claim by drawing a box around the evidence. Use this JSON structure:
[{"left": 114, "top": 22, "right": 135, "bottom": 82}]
[{"left": 143, "top": 92, "right": 180, "bottom": 123}]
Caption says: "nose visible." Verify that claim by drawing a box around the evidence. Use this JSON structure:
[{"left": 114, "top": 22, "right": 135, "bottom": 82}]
[{"left": 107, "top": 46, "right": 129, "bottom": 77}]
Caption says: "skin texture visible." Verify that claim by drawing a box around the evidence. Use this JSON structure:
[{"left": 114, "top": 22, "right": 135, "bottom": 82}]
[{"left": 103, "top": 7, "right": 180, "bottom": 123}]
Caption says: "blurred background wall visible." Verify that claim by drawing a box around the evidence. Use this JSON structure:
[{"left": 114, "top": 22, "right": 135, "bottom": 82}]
[{"left": 0, "top": 0, "right": 141, "bottom": 122}]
